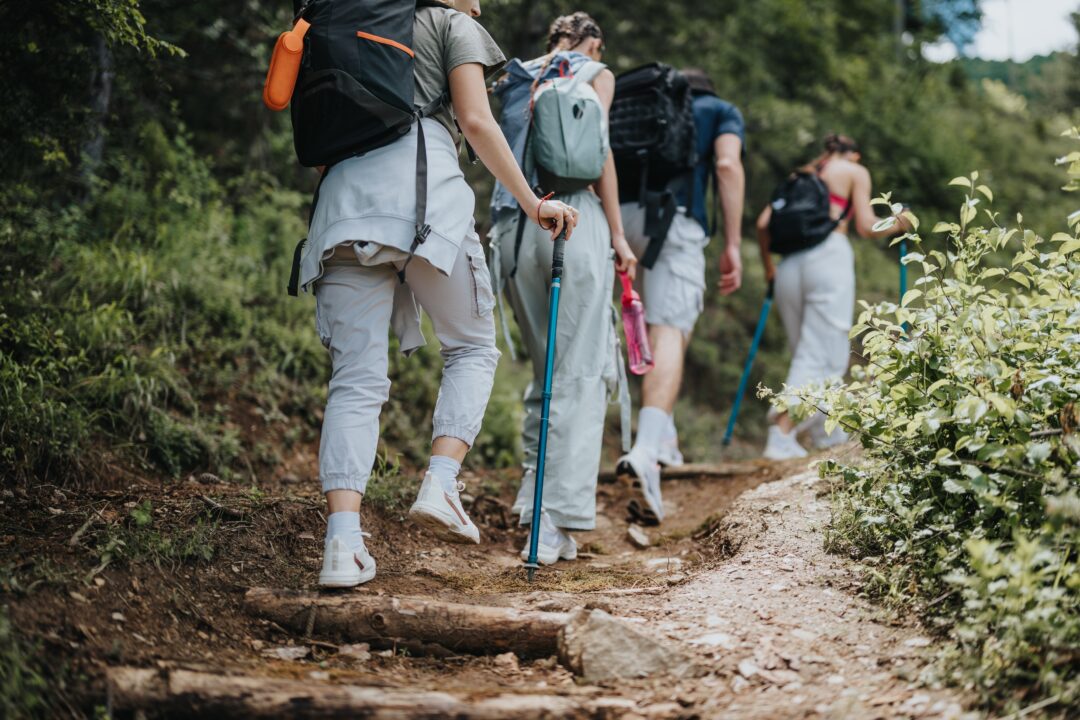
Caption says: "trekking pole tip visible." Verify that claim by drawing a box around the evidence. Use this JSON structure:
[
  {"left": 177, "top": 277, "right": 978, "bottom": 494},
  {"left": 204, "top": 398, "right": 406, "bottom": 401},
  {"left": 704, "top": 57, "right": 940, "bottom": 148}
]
[{"left": 525, "top": 563, "right": 537, "bottom": 582}]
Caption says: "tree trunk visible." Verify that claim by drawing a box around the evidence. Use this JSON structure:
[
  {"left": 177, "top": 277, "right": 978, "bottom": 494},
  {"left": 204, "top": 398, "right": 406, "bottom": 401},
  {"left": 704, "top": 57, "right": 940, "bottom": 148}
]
[
  {"left": 244, "top": 588, "right": 570, "bottom": 658},
  {"left": 106, "top": 667, "right": 634, "bottom": 719},
  {"left": 80, "top": 33, "right": 114, "bottom": 185}
]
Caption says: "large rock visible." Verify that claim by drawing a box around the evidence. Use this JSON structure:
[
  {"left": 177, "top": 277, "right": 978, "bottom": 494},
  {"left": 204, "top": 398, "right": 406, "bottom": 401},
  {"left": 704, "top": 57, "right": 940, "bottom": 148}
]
[{"left": 557, "top": 609, "right": 696, "bottom": 682}]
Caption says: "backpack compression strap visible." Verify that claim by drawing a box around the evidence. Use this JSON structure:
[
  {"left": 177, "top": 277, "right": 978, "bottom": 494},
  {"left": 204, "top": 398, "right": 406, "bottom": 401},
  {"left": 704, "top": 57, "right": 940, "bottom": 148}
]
[{"left": 396, "top": 92, "right": 452, "bottom": 284}]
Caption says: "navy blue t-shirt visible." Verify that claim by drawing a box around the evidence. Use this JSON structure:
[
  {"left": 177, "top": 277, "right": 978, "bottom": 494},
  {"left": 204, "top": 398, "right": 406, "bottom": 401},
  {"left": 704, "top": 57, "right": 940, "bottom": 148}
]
[{"left": 678, "top": 91, "right": 745, "bottom": 233}]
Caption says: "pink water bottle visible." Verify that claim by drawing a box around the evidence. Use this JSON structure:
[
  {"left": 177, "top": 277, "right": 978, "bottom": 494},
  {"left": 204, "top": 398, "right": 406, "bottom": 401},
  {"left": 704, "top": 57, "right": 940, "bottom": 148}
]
[{"left": 619, "top": 272, "right": 654, "bottom": 375}]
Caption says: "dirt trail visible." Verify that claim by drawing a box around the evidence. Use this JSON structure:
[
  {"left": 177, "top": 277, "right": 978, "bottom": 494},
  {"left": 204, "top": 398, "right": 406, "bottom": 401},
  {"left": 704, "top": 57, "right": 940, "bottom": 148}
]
[{"left": 5, "top": 455, "right": 981, "bottom": 718}]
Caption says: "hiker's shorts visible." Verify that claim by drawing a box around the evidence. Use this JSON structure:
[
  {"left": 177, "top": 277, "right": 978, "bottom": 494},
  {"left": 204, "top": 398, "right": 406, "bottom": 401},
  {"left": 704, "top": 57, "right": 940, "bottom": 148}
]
[
  {"left": 313, "top": 233, "right": 499, "bottom": 496},
  {"left": 620, "top": 204, "right": 707, "bottom": 336}
]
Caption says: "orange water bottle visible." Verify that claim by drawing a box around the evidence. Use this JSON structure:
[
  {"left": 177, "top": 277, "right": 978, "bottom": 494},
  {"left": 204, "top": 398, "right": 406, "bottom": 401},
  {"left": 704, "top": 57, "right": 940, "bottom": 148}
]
[
  {"left": 263, "top": 18, "right": 310, "bottom": 111},
  {"left": 619, "top": 272, "right": 654, "bottom": 375}
]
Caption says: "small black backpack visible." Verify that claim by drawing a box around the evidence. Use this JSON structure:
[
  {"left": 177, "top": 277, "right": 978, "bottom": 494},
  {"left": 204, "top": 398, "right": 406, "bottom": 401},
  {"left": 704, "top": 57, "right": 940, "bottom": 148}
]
[
  {"left": 767, "top": 170, "right": 851, "bottom": 256},
  {"left": 286, "top": 0, "right": 446, "bottom": 296},
  {"left": 609, "top": 63, "right": 697, "bottom": 268}
]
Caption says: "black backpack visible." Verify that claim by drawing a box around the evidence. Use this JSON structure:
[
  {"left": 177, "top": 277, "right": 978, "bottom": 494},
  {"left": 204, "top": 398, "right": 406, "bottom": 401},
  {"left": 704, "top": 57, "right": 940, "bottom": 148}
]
[
  {"left": 609, "top": 63, "right": 697, "bottom": 268},
  {"left": 766, "top": 169, "right": 851, "bottom": 256},
  {"left": 286, "top": 0, "right": 446, "bottom": 296}
]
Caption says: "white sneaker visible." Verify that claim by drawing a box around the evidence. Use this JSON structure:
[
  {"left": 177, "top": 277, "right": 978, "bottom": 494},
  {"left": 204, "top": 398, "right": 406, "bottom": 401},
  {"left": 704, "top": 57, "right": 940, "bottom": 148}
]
[
  {"left": 319, "top": 536, "right": 377, "bottom": 588},
  {"left": 510, "top": 468, "right": 535, "bottom": 516},
  {"left": 763, "top": 425, "right": 808, "bottom": 461},
  {"left": 657, "top": 418, "right": 684, "bottom": 467},
  {"left": 408, "top": 472, "right": 481, "bottom": 544},
  {"left": 617, "top": 446, "right": 665, "bottom": 525},
  {"left": 520, "top": 511, "right": 577, "bottom": 565}
]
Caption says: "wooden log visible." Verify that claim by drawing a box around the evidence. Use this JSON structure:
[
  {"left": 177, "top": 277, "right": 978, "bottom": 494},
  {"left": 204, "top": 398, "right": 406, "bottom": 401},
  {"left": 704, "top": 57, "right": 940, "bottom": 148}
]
[
  {"left": 598, "top": 461, "right": 760, "bottom": 484},
  {"left": 107, "top": 667, "right": 635, "bottom": 719},
  {"left": 245, "top": 588, "right": 570, "bottom": 658}
]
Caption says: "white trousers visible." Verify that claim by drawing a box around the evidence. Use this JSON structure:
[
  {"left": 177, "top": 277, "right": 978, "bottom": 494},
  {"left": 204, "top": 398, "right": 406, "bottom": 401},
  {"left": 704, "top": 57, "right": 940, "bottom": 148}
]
[
  {"left": 774, "top": 232, "right": 855, "bottom": 404},
  {"left": 491, "top": 192, "right": 620, "bottom": 530},
  {"left": 314, "top": 236, "right": 499, "bottom": 495}
]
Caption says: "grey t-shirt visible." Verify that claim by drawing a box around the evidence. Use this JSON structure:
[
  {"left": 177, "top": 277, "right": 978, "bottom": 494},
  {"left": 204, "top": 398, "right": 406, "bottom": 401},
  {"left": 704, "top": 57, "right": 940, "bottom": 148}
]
[{"left": 414, "top": 6, "right": 505, "bottom": 145}]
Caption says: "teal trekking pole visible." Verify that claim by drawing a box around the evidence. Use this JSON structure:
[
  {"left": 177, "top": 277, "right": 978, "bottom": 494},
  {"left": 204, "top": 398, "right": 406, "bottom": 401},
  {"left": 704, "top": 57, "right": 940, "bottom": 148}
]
[
  {"left": 525, "top": 227, "right": 567, "bottom": 582},
  {"left": 722, "top": 281, "right": 774, "bottom": 446}
]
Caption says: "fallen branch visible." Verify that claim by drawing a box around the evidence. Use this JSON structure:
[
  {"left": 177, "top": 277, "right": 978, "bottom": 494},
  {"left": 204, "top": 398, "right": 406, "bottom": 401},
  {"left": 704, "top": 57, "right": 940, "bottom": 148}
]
[
  {"left": 106, "top": 667, "right": 635, "bottom": 719},
  {"left": 244, "top": 588, "right": 570, "bottom": 658},
  {"left": 598, "top": 462, "right": 758, "bottom": 484}
]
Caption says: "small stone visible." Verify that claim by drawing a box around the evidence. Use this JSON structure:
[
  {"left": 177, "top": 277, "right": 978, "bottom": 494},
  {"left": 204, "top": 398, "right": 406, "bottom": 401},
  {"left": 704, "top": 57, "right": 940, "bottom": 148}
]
[
  {"left": 338, "top": 643, "right": 371, "bottom": 662},
  {"left": 904, "top": 636, "right": 932, "bottom": 648},
  {"left": 689, "top": 632, "right": 736, "bottom": 650},
  {"left": 558, "top": 609, "right": 696, "bottom": 681},
  {"left": 493, "top": 652, "right": 519, "bottom": 672},
  {"left": 644, "top": 557, "right": 683, "bottom": 574},
  {"left": 731, "top": 675, "right": 751, "bottom": 693},
  {"left": 737, "top": 659, "right": 759, "bottom": 678},
  {"left": 262, "top": 645, "right": 310, "bottom": 661},
  {"left": 308, "top": 671, "right": 330, "bottom": 681},
  {"left": 627, "top": 524, "right": 651, "bottom": 549},
  {"left": 111, "top": 612, "right": 126, "bottom": 623}
]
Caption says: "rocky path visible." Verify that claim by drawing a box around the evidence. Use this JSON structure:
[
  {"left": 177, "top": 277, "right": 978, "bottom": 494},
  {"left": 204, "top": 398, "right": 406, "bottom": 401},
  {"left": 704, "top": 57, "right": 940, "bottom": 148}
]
[{"left": 99, "top": 459, "right": 980, "bottom": 718}]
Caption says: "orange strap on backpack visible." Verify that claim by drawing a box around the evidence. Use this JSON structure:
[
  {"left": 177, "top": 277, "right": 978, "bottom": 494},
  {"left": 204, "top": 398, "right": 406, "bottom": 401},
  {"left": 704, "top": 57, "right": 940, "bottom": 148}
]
[{"left": 263, "top": 18, "right": 310, "bottom": 112}]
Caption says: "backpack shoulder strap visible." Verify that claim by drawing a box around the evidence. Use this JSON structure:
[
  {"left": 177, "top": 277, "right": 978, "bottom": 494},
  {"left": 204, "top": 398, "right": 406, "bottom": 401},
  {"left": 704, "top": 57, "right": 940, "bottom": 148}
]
[{"left": 574, "top": 60, "right": 607, "bottom": 85}]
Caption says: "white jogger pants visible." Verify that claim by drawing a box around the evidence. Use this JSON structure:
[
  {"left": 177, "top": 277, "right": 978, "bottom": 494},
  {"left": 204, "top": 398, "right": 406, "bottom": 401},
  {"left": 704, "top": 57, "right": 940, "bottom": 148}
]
[
  {"left": 774, "top": 232, "right": 855, "bottom": 402},
  {"left": 314, "top": 237, "right": 499, "bottom": 496}
]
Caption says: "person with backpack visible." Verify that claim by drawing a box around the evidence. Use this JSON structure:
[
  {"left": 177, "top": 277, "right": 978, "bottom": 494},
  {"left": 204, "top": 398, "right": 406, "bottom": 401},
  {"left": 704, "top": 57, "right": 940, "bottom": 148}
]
[
  {"left": 614, "top": 67, "right": 746, "bottom": 525},
  {"left": 489, "top": 11, "right": 636, "bottom": 566},
  {"left": 757, "top": 133, "right": 909, "bottom": 460},
  {"left": 290, "top": 0, "right": 580, "bottom": 588}
]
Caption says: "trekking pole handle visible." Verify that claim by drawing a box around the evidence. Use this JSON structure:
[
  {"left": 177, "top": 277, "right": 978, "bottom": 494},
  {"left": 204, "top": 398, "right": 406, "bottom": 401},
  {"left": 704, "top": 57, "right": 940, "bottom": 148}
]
[{"left": 551, "top": 228, "right": 567, "bottom": 280}]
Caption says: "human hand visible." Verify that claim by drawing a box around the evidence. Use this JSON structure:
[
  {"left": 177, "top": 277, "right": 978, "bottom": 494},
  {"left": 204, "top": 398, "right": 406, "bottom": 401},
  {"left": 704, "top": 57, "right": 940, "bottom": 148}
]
[
  {"left": 612, "top": 234, "right": 638, "bottom": 281},
  {"left": 532, "top": 197, "right": 580, "bottom": 241},
  {"left": 718, "top": 243, "right": 743, "bottom": 295}
]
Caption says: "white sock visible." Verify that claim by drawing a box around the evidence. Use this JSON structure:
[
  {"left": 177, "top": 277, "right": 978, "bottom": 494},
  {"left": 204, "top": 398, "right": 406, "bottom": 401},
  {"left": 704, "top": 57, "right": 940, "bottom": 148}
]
[
  {"left": 665, "top": 414, "right": 678, "bottom": 444},
  {"left": 428, "top": 455, "right": 462, "bottom": 492},
  {"left": 635, "top": 406, "right": 669, "bottom": 459},
  {"left": 326, "top": 511, "right": 365, "bottom": 552}
]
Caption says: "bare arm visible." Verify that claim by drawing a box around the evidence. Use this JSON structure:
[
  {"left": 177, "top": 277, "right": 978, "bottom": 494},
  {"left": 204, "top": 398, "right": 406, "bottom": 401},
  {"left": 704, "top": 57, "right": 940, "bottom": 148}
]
[
  {"left": 450, "top": 63, "right": 577, "bottom": 238},
  {"left": 591, "top": 68, "right": 637, "bottom": 278},
  {"left": 848, "top": 165, "right": 903, "bottom": 240},
  {"left": 715, "top": 134, "right": 745, "bottom": 294},
  {"left": 756, "top": 204, "right": 775, "bottom": 282}
]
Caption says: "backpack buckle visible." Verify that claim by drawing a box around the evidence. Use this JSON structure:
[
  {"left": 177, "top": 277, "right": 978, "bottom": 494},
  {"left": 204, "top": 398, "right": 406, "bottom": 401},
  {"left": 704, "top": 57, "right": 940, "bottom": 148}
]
[{"left": 415, "top": 223, "right": 431, "bottom": 244}]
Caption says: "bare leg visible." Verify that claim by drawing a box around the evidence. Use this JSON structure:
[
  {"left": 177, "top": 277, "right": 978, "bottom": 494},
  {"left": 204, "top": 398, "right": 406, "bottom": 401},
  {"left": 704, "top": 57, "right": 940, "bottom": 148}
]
[
  {"left": 641, "top": 324, "right": 688, "bottom": 414},
  {"left": 431, "top": 436, "right": 469, "bottom": 464},
  {"left": 774, "top": 412, "right": 795, "bottom": 433},
  {"left": 326, "top": 489, "right": 362, "bottom": 514}
]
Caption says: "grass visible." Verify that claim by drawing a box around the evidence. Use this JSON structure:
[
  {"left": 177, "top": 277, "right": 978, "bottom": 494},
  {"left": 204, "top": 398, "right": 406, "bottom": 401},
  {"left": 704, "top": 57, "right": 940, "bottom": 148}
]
[{"left": 434, "top": 565, "right": 657, "bottom": 595}]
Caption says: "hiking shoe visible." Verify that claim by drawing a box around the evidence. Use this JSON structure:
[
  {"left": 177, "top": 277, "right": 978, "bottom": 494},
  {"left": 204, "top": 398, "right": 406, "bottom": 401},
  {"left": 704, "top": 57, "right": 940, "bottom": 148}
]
[
  {"left": 519, "top": 511, "right": 578, "bottom": 565},
  {"left": 763, "top": 425, "right": 808, "bottom": 461},
  {"left": 617, "top": 446, "right": 665, "bottom": 525},
  {"left": 510, "top": 468, "right": 535, "bottom": 516},
  {"left": 319, "top": 536, "right": 377, "bottom": 588},
  {"left": 408, "top": 472, "right": 481, "bottom": 544}
]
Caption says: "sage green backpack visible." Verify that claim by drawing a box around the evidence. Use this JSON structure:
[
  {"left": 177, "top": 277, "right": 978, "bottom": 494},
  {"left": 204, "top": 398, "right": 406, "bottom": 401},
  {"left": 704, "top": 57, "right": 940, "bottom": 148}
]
[{"left": 529, "top": 61, "right": 609, "bottom": 193}]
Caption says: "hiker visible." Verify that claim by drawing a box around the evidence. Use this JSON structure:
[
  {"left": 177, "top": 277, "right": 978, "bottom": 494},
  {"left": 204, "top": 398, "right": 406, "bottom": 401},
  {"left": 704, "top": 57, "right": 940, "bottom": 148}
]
[
  {"left": 489, "top": 11, "right": 636, "bottom": 565},
  {"left": 299, "top": 0, "right": 580, "bottom": 588},
  {"left": 616, "top": 67, "right": 746, "bottom": 524},
  {"left": 757, "top": 133, "right": 909, "bottom": 460}
]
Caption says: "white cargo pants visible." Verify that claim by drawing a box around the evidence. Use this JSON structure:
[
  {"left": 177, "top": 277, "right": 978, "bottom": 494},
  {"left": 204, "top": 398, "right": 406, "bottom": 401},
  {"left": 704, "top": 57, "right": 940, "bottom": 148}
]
[
  {"left": 774, "top": 232, "right": 855, "bottom": 406},
  {"left": 314, "top": 237, "right": 500, "bottom": 496}
]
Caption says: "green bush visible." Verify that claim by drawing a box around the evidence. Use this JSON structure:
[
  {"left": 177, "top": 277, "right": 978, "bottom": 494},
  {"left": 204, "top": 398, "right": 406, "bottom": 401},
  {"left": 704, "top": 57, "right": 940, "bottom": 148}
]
[{"left": 774, "top": 130, "right": 1080, "bottom": 712}]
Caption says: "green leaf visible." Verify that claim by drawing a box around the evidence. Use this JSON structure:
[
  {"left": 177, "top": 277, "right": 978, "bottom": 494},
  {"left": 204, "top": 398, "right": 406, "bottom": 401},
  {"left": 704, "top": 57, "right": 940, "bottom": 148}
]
[
  {"left": 949, "top": 176, "right": 972, "bottom": 188},
  {"left": 942, "top": 478, "right": 967, "bottom": 494},
  {"left": 975, "top": 185, "right": 993, "bottom": 202},
  {"left": 901, "top": 289, "right": 923, "bottom": 307}
]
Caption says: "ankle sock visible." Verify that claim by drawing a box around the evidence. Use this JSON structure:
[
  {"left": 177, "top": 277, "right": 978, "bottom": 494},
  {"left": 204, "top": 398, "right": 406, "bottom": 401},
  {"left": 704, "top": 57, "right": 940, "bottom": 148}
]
[
  {"left": 635, "top": 406, "right": 669, "bottom": 459},
  {"left": 428, "top": 455, "right": 462, "bottom": 492},
  {"left": 326, "top": 511, "right": 365, "bottom": 552}
]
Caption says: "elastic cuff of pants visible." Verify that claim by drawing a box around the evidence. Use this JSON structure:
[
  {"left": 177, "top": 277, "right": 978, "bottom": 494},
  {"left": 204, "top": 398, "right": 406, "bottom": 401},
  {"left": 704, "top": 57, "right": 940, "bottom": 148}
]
[
  {"left": 432, "top": 423, "right": 478, "bottom": 447},
  {"left": 321, "top": 474, "right": 369, "bottom": 496}
]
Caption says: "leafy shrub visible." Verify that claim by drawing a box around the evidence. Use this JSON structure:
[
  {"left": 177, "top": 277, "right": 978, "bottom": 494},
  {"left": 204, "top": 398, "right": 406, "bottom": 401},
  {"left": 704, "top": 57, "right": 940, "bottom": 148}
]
[{"left": 773, "top": 130, "right": 1080, "bottom": 712}]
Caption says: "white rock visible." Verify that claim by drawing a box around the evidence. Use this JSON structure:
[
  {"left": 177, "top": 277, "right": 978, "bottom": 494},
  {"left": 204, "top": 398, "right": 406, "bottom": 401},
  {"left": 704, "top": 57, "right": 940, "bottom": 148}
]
[{"left": 558, "top": 608, "right": 696, "bottom": 681}]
